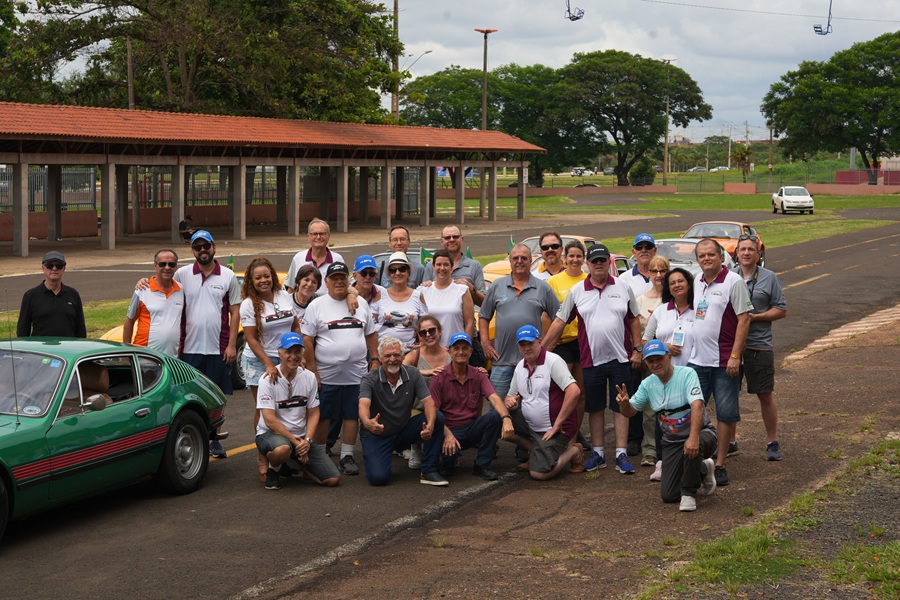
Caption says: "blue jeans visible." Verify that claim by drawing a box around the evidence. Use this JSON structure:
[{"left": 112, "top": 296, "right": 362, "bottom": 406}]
[
  {"left": 442, "top": 412, "right": 502, "bottom": 470},
  {"left": 490, "top": 365, "right": 516, "bottom": 400},
  {"left": 360, "top": 411, "right": 445, "bottom": 486},
  {"left": 688, "top": 364, "right": 741, "bottom": 423}
]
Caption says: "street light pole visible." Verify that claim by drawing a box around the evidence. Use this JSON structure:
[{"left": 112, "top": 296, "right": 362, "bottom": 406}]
[
  {"left": 661, "top": 58, "right": 675, "bottom": 186},
  {"left": 475, "top": 28, "right": 497, "bottom": 217},
  {"left": 391, "top": 0, "right": 400, "bottom": 121}
]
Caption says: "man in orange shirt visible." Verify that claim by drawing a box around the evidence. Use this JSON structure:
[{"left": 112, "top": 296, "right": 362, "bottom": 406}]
[{"left": 123, "top": 249, "right": 185, "bottom": 357}]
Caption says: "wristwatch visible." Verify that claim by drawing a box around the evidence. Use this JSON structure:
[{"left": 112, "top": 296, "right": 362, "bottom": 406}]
[
  {"left": 501, "top": 415, "right": 512, "bottom": 421},
  {"left": 633, "top": 345, "right": 643, "bottom": 353}
]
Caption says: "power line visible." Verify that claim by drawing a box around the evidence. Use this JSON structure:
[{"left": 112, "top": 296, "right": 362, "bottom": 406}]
[{"left": 636, "top": 0, "right": 900, "bottom": 24}]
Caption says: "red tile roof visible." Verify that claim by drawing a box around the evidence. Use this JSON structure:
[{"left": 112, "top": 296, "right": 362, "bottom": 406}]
[{"left": 0, "top": 102, "right": 544, "bottom": 154}]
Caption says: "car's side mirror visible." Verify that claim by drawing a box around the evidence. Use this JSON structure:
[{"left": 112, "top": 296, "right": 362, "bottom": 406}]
[{"left": 84, "top": 394, "right": 111, "bottom": 411}]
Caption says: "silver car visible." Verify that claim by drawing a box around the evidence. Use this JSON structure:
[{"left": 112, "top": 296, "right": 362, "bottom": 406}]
[{"left": 654, "top": 238, "right": 736, "bottom": 277}]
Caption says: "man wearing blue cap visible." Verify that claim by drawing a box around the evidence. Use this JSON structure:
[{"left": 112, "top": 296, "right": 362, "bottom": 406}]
[
  {"left": 256, "top": 333, "right": 341, "bottom": 490},
  {"left": 503, "top": 325, "right": 584, "bottom": 480},
  {"left": 618, "top": 233, "right": 658, "bottom": 297},
  {"left": 615, "top": 339, "right": 717, "bottom": 512},
  {"left": 429, "top": 332, "right": 513, "bottom": 480}
]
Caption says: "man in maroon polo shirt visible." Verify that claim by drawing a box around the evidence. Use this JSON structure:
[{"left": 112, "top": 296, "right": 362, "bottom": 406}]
[{"left": 429, "top": 332, "right": 514, "bottom": 480}]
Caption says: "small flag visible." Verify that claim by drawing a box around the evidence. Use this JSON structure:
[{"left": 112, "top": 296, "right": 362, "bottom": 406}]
[
  {"left": 465, "top": 246, "right": 473, "bottom": 259},
  {"left": 420, "top": 248, "right": 433, "bottom": 266},
  {"left": 507, "top": 235, "right": 515, "bottom": 252},
  {"left": 227, "top": 254, "right": 235, "bottom": 271}
]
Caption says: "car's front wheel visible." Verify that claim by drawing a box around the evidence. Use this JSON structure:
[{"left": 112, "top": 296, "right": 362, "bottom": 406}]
[
  {"left": 231, "top": 332, "right": 246, "bottom": 390},
  {"left": 759, "top": 248, "right": 766, "bottom": 267},
  {"left": 0, "top": 476, "right": 8, "bottom": 542},
  {"left": 154, "top": 410, "right": 210, "bottom": 495},
  {"left": 809, "top": 209, "right": 814, "bottom": 214},
  {"left": 772, "top": 202, "right": 778, "bottom": 214}
]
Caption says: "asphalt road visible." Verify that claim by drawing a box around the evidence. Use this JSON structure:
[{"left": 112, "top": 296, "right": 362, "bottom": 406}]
[{"left": 1, "top": 201, "right": 898, "bottom": 600}]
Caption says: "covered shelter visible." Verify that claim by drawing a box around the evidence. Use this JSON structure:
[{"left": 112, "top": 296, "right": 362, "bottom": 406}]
[{"left": 0, "top": 102, "right": 544, "bottom": 257}]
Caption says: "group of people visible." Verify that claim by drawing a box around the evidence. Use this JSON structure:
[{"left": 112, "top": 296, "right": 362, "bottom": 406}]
[{"left": 17, "top": 218, "right": 786, "bottom": 512}]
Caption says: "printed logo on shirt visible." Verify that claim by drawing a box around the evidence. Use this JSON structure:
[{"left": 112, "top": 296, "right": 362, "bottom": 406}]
[
  {"left": 691, "top": 387, "right": 701, "bottom": 396},
  {"left": 278, "top": 395, "right": 309, "bottom": 409},
  {"left": 326, "top": 317, "right": 364, "bottom": 330},
  {"left": 264, "top": 309, "right": 294, "bottom": 323}
]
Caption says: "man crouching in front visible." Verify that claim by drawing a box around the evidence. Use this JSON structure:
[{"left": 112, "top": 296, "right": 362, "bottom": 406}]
[
  {"left": 359, "top": 336, "right": 448, "bottom": 486},
  {"left": 256, "top": 333, "right": 341, "bottom": 490}
]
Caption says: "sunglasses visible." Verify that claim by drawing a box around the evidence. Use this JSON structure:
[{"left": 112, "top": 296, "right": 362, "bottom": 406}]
[
  {"left": 442, "top": 234, "right": 461, "bottom": 240},
  {"left": 418, "top": 327, "right": 438, "bottom": 337},
  {"left": 540, "top": 243, "right": 561, "bottom": 251},
  {"left": 634, "top": 243, "right": 655, "bottom": 251},
  {"left": 192, "top": 243, "right": 212, "bottom": 251},
  {"left": 358, "top": 269, "right": 377, "bottom": 278},
  {"left": 649, "top": 268, "right": 668, "bottom": 274},
  {"left": 589, "top": 257, "right": 609, "bottom": 263},
  {"left": 156, "top": 261, "right": 178, "bottom": 269},
  {"left": 738, "top": 234, "right": 760, "bottom": 243},
  {"left": 388, "top": 266, "right": 409, "bottom": 274},
  {"left": 44, "top": 262, "right": 66, "bottom": 270}
]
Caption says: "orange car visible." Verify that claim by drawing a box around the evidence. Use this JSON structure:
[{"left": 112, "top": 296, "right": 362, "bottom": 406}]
[
  {"left": 681, "top": 221, "right": 766, "bottom": 266},
  {"left": 483, "top": 235, "right": 597, "bottom": 278}
]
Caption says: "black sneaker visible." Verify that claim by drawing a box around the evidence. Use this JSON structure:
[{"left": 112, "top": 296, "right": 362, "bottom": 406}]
[
  {"left": 265, "top": 468, "right": 281, "bottom": 490},
  {"left": 766, "top": 441, "right": 783, "bottom": 461},
  {"left": 339, "top": 455, "right": 360, "bottom": 476},
  {"left": 626, "top": 441, "right": 641, "bottom": 457},
  {"left": 714, "top": 465, "right": 729, "bottom": 487},
  {"left": 472, "top": 465, "right": 499, "bottom": 481},
  {"left": 420, "top": 471, "right": 449, "bottom": 486},
  {"left": 727, "top": 441, "right": 740, "bottom": 457}
]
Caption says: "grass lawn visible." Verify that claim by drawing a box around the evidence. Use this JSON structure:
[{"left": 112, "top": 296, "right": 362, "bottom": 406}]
[{"left": 0, "top": 298, "right": 130, "bottom": 340}]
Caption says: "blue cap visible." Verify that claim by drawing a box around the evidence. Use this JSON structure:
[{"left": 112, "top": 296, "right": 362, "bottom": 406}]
[
  {"left": 279, "top": 332, "right": 304, "bottom": 349},
  {"left": 516, "top": 325, "right": 540, "bottom": 343},
  {"left": 642, "top": 339, "right": 668, "bottom": 358},
  {"left": 354, "top": 255, "right": 377, "bottom": 272},
  {"left": 633, "top": 233, "right": 656, "bottom": 247},
  {"left": 191, "top": 230, "right": 214, "bottom": 245},
  {"left": 449, "top": 332, "right": 472, "bottom": 347}
]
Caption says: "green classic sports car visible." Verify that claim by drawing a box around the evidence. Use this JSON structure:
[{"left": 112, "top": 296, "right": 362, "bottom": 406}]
[{"left": 0, "top": 338, "right": 227, "bottom": 541}]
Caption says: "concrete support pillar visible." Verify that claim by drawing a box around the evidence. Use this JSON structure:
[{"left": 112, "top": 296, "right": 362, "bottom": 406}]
[
  {"left": 380, "top": 165, "right": 391, "bottom": 229},
  {"left": 287, "top": 165, "right": 301, "bottom": 236},
  {"left": 429, "top": 167, "right": 437, "bottom": 220},
  {"left": 454, "top": 165, "right": 465, "bottom": 225},
  {"left": 170, "top": 164, "right": 185, "bottom": 244},
  {"left": 12, "top": 162, "right": 29, "bottom": 257},
  {"left": 395, "top": 166, "right": 404, "bottom": 220},
  {"left": 336, "top": 164, "right": 348, "bottom": 233},
  {"left": 231, "top": 165, "right": 246, "bottom": 240},
  {"left": 487, "top": 166, "right": 498, "bottom": 222},
  {"left": 130, "top": 166, "right": 141, "bottom": 235},
  {"left": 359, "top": 167, "right": 369, "bottom": 223},
  {"left": 319, "top": 167, "right": 330, "bottom": 221},
  {"left": 517, "top": 167, "right": 527, "bottom": 220},
  {"left": 115, "top": 166, "right": 129, "bottom": 235},
  {"left": 47, "top": 165, "right": 62, "bottom": 241},
  {"left": 418, "top": 166, "right": 431, "bottom": 227},
  {"left": 100, "top": 163, "right": 116, "bottom": 250},
  {"left": 276, "top": 166, "right": 287, "bottom": 225}
]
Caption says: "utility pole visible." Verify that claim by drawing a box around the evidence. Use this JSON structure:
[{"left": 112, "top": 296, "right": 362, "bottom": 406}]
[
  {"left": 391, "top": 0, "right": 400, "bottom": 121},
  {"left": 661, "top": 59, "right": 675, "bottom": 186},
  {"left": 727, "top": 125, "right": 732, "bottom": 169},
  {"left": 475, "top": 28, "right": 497, "bottom": 217},
  {"left": 768, "top": 124, "right": 774, "bottom": 192}
]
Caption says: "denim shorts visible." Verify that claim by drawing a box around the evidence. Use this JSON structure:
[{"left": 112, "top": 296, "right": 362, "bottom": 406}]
[
  {"left": 583, "top": 360, "right": 631, "bottom": 413},
  {"left": 241, "top": 351, "right": 280, "bottom": 387},
  {"left": 319, "top": 384, "right": 360, "bottom": 423},
  {"left": 255, "top": 431, "right": 340, "bottom": 481},
  {"left": 688, "top": 364, "right": 741, "bottom": 423}
]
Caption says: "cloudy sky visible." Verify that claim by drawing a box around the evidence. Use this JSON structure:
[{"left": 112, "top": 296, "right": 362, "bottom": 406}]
[{"left": 392, "top": 0, "right": 899, "bottom": 142}]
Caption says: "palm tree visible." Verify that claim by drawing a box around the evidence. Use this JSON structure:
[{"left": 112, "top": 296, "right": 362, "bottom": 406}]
[{"left": 732, "top": 144, "right": 753, "bottom": 183}]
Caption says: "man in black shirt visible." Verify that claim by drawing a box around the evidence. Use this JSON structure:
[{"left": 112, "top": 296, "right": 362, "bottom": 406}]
[
  {"left": 17, "top": 251, "right": 87, "bottom": 338},
  {"left": 178, "top": 215, "right": 195, "bottom": 243}
]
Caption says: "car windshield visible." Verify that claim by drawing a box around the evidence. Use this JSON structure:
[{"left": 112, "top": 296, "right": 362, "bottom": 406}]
[
  {"left": 685, "top": 223, "right": 742, "bottom": 239},
  {"left": 0, "top": 350, "right": 66, "bottom": 417},
  {"left": 785, "top": 188, "right": 809, "bottom": 196},
  {"left": 656, "top": 241, "right": 700, "bottom": 263}
]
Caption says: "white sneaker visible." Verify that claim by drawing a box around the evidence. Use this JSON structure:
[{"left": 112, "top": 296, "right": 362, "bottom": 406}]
[
  {"left": 679, "top": 495, "right": 697, "bottom": 512},
  {"left": 699, "top": 457, "right": 717, "bottom": 496},
  {"left": 650, "top": 460, "right": 663, "bottom": 482},
  {"left": 408, "top": 444, "right": 422, "bottom": 469}
]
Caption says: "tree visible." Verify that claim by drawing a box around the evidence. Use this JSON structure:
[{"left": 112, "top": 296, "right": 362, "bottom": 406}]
[
  {"left": 552, "top": 50, "right": 712, "bottom": 185},
  {"left": 731, "top": 144, "right": 753, "bottom": 183},
  {"left": 1, "top": 0, "right": 401, "bottom": 122},
  {"left": 762, "top": 31, "right": 900, "bottom": 185},
  {"left": 400, "top": 65, "right": 485, "bottom": 129}
]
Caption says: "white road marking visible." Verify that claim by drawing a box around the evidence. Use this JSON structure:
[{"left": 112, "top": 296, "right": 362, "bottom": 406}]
[{"left": 783, "top": 303, "right": 900, "bottom": 365}]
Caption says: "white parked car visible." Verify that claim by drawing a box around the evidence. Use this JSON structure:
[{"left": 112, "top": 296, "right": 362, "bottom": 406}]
[
  {"left": 772, "top": 186, "right": 815, "bottom": 214},
  {"left": 709, "top": 166, "right": 730, "bottom": 172}
]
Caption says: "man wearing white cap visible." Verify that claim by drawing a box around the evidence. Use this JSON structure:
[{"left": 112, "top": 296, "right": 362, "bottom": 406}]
[
  {"left": 615, "top": 339, "right": 718, "bottom": 512},
  {"left": 17, "top": 251, "right": 86, "bottom": 338}
]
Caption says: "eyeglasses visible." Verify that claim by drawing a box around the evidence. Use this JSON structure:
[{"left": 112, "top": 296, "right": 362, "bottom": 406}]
[
  {"left": 738, "top": 234, "right": 759, "bottom": 243},
  {"left": 634, "top": 243, "right": 655, "bottom": 251},
  {"left": 192, "top": 243, "right": 212, "bottom": 251},
  {"left": 156, "top": 261, "right": 178, "bottom": 269},
  {"left": 540, "top": 243, "right": 561, "bottom": 251},
  {"left": 418, "top": 327, "right": 438, "bottom": 337},
  {"left": 44, "top": 262, "right": 66, "bottom": 270},
  {"left": 649, "top": 268, "right": 668, "bottom": 274},
  {"left": 442, "top": 234, "right": 461, "bottom": 241},
  {"left": 388, "top": 266, "right": 409, "bottom": 274},
  {"left": 358, "top": 269, "right": 377, "bottom": 278},
  {"left": 309, "top": 231, "right": 329, "bottom": 238},
  {"left": 510, "top": 256, "right": 530, "bottom": 262}
]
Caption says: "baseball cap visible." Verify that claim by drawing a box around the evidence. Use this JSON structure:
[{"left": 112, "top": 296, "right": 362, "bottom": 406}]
[
  {"left": 42, "top": 251, "right": 66, "bottom": 265},
  {"left": 586, "top": 243, "right": 611, "bottom": 262},
  {"left": 353, "top": 255, "right": 377, "bottom": 272},
  {"left": 279, "top": 332, "right": 304, "bottom": 349},
  {"left": 325, "top": 262, "right": 350, "bottom": 278},
  {"left": 191, "top": 230, "right": 214, "bottom": 245},
  {"left": 642, "top": 339, "right": 669, "bottom": 358},
  {"left": 516, "top": 325, "right": 540, "bottom": 343},
  {"left": 388, "top": 251, "right": 410, "bottom": 266},
  {"left": 449, "top": 332, "right": 472, "bottom": 347},
  {"left": 633, "top": 233, "right": 656, "bottom": 247}
]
